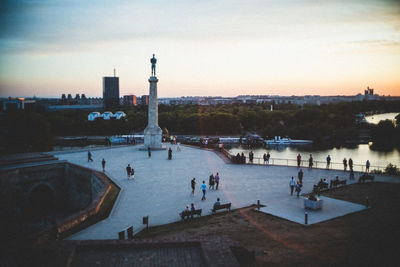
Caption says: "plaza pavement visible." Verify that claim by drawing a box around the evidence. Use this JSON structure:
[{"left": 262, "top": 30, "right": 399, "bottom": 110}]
[{"left": 55, "top": 144, "right": 399, "bottom": 240}]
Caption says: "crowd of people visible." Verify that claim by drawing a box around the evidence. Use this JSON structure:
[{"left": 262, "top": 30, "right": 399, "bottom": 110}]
[{"left": 191, "top": 172, "right": 222, "bottom": 201}]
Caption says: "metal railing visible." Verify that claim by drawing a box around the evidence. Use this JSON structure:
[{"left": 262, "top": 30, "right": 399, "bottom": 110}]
[{"left": 228, "top": 153, "right": 384, "bottom": 173}]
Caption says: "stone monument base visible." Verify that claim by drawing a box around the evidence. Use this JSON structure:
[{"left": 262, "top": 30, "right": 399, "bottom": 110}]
[{"left": 143, "top": 126, "right": 164, "bottom": 150}]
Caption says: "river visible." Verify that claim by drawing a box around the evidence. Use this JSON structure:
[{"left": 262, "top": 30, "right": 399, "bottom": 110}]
[
  {"left": 365, "top": 112, "right": 399, "bottom": 125},
  {"left": 228, "top": 144, "right": 400, "bottom": 171}
]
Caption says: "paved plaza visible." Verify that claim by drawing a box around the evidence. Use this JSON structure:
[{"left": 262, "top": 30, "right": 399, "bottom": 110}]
[{"left": 55, "top": 145, "right": 399, "bottom": 240}]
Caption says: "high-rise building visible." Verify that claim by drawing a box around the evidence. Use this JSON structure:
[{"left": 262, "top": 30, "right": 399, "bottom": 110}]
[
  {"left": 103, "top": 74, "right": 119, "bottom": 108},
  {"left": 123, "top": 95, "right": 137, "bottom": 106},
  {"left": 141, "top": 95, "right": 149, "bottom": 105}
]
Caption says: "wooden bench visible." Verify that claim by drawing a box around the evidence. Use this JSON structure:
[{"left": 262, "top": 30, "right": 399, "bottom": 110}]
[
  {"left": 212, "top": 203, "right": 231, "bottom": 213},
  {"left": 359, "top": 174, "right": 374, "bottom": 183},
  {"left": 330, "top": 179, "right": 347, "bottom": 188},
  {"left": 180, "top": 209, "right": 202, "bottom": 220}
]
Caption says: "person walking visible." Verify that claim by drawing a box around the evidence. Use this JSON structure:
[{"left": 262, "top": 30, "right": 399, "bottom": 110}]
[
  {"left": 308, "top": 154, "right": 313, "bottom": 169},
  {"left": 209, "top": 173, "right": 215, "bottom": 190},
  {"left": 191, "top": 178, "right": 196, "bottom": 195},
  {"left": 349, "top": 158, "right": 353, "bottom": 172},
  {"left": 326, "top": 155, "right": 331, "bottom": 169},
  {"left": 148, "top": 147, "right": 151, "bottom": 158},
  {"left": 295, "top": 181, "right": 302, "bottom": 197},
  {"left": 266, "top": 152, "right": 271, "bottom": 164},
  {"left": 343, "top": 158, "right": 347, "bottom": 171},
  {"left": 297, "top": 154, "right": 301, "bottom": 167},
  {"left": 101, "top": 158, "right": 106, "bottom": 172},
  {"left": 298, "top": 169, "right": 303, "bottom": 184},
  {"left": 88, "top": 150, "right": 93, "bottom": 162},
  {"left": 215, "top": 172, "right": 220, "bottom": 190},
  {"left": 366, "top": 160, "right": 370, "bottom": 172},
  {"left": 126, "top": 164, "right": 132, "bottom": 180},
  {"left": 201, "top": 181, "right": 207, "bottom": 200},
  {"left": 289, "top": 177, "right": 296, "bottom": 196},
  {"left": 263, "top": 153, "right": 267, "bottom": 164}
]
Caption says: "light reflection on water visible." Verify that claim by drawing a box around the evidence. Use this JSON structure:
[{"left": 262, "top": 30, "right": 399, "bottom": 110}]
[
  {"left": 228, "top": 144, "right": 400, "bottom": 168},
  {"left": 365, "top": 112, "right": 399, "bottom": 125}
]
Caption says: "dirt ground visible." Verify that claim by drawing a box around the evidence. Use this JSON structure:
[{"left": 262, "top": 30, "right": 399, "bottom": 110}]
[{"left": 136, "top": 182, "right": 400, "bottom": 266}]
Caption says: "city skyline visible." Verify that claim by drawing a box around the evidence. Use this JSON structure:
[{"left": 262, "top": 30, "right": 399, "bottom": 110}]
[{"left": 1, "top": 0, "right": 400, "bottom": 98}]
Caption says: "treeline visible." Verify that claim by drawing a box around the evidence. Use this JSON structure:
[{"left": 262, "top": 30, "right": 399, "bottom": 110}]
[{"left": 1, "top": 100, "right": 399, "bottom": 153}]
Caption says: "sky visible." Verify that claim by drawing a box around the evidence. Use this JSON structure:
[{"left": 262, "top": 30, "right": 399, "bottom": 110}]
[{"left": 0, "top": 0, "right": 399, "bottom": 98}]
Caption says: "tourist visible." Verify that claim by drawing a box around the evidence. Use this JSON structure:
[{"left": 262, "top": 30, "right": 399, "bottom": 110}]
[
  {"left": 101, "top": 158, "right": 106, "bottom": 172},
  {"left": 297, "top": 154, "right": 301, "bottom": 167},
  {"left": 266, "top": 152, "right": 271, "bottom": 164},
  {"left": 177, "top": 142, "right": 181, "bottom": 151},
  {"left": 131, "top": 167, "right": 135, "bottom": 179},
  {"left": 326, "top": 155, "right": 331, "bottom": 169},
  {"left": 295, "top": 181, "right": 302, "bottom": 197},
  {"left": 168, "top": 147, "right": 172, "bottom": 160},
  {"left": 191, "top": 178, "right": 196, "bottom": 195},
  {"left": 289, "top": 177, "right": 296, "bottom": 196},
  {"left": 209, "top": 173, "right": 215, "bottom": 190},
  {"left": 298, "top": 169, "right": 303, "bottom": 184},
  {"left": 190, "top": 203, "right": 196, "bottom": 211},
  {"left": 236, "top": 153, "right": 241, "bottom": 164},
  {"left": 263, "top": 153, "right": 267, "bottom": 164},
  {"left": 349, "top": 158, "right": 353, "bottom": 172},
  {"left": 366, "top": 160, "right": 370, "bottom": 172},
  {"left": 180, "top": 205, "right": 190, "bottom": 218},
  {"left": 241, "top": 152, "right": 245, "bottom": 164},
  {"left": 88, "top": 149, "right": 93, "bottom": 162},
  {"left": 343, "top": 158, "right": 347, "bottom": 171},
  {"left": 249, "top": 151, "right": 254, "bottom": 164},
  {"left": 213, "top": 197, "right": 221, "bottom": 209},
  {"left": 201, "top": 181, "right": 207, "bottom": 200},
  {"left": 148, "top": 147, "right": 151, "bottom": 158},
  {"left": 308, "top": 154, "right": 313, "bottom": 169},
  {"left": 126, "top": 164, "right": 131, "bottom": 179},
  {"left": 323, "top": 178, "right": 329, "bottom": 186},
  {"left": 215, "top": 172, "right": 220, "bottom": 190}
]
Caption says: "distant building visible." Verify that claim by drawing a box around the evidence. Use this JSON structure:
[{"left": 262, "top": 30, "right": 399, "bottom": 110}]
[
  {"left": 1, "top": 97, "right": 36, "bottom": 111},
  {"left": 103, "top": 76, "right": 120, "bottom": 108},
  {"left": 67, "top": 94, "right": 72, "bottom": 101},
  {"left": 75, "top": 94, "right": 80, "bottom": 100},
  {"left": 141, "top": 95, "right": 149, "bottom": 105},
  {"left": 123, "top": 95, "right": 137, "bottom": 106}
]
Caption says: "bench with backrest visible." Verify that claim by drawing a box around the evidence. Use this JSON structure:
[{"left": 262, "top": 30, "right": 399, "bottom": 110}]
[
  {"left": 359, "top": 174, "right": 374, "bottom": 183},
  {"left": 330, "top": 178, "right": 347, "bottom": 188},
  {"left": 212, "top": 203, "right": 231, "bottom": 213},
  {"left": 180, "top": 209, "right": 202, "bottom": 220}
]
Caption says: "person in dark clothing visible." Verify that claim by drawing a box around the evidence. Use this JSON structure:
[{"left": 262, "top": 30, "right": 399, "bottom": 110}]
[
  {"left": 126, "top": 164, "right": 132, "bottom": 180},
  {"left": 263, "top": 153, "right": 267, "bottom": 164},
  {"left": 297, "top": 154, "right": 301, "bottom": 167},
  {"left": 308, "top": 154, "right": 313, "bottom": 169},
  {"left": 343, "top": 158, "right": 347, "bottom": 171},
  {"left": 131, "top": 167, "right": 135, "bottom": 179},
  {"left": 148, "top": 147, "right": 151, "bottom": 158},
  {"left": 236, "top": 153, "right": 241, "bottom": 164},
  {"left": 249, "top": 151, "right": 254, "bottom": 164},
  {"left": 349, "top": 158, "right": 353, "bottom": 171},
  {"left": 266, "top": 152, "right": 270, "bottom": 164},
  {"left": 209, "top": 174, "right": 215, "bottom": 190},
  {"left": 298, "top": 169, "right": 303, "bottom": 184},
  {"left": 191, "top": 178, "right": 196, "bottom": 195},
  {"left": 168, "top": 147, "right": 172, "bottom": 160},
  {"left": 101, "top": 158, "right": 106, "bottom": 172}
]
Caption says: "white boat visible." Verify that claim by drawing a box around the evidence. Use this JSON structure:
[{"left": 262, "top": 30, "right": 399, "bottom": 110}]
[{"left": 265, "top": 136, "right": 312, "bottom": 145}]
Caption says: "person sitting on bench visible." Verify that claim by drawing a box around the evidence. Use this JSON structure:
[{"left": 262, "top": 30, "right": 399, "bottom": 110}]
[
  {"left": 190, "top": 203, "right": 196, "bottom": 211},
  {"left": 213, "top": 198, "right": 221, "bottom": 210},
  {"left": 180, "top": 205, "right": 190, "bottom": 217}
]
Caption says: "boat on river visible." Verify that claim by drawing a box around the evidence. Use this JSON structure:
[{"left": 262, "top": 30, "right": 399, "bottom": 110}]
[{"left": 265, "top": 136, "right": 313, "bottom": 145}]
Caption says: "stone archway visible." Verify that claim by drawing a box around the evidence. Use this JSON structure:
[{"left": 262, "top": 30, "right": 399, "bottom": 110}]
[{"left": 28, "top": 183, "right": 56, "bottom": 215}]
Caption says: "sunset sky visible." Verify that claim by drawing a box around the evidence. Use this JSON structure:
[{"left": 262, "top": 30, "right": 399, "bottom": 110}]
[{"left": 0, "top": 0, "right": 399, "bottom": 98}]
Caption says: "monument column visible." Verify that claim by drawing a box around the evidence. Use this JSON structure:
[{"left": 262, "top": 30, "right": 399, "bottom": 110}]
[{"left": 143, "top": 54, "right": 163, "bottom": 149}]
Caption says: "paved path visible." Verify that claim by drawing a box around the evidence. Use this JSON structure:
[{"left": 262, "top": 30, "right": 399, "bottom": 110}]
[{"left": 55, "top": 145, "right": 399, "bottom": 240}]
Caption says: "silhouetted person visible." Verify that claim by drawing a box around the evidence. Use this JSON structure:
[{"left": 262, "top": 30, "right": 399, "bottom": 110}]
[
  {"left": 126, "top": 164, "right": 131, "bottom": 179},
  {"left": 326, "top": 155, "right": 331, "bottom": 169},
  {"left": 366, "top": 160, "right": 370, "bottom": 172},
  {"left": 297, "top": 154, "right": 301, "bottom": 167},
  {"left": 168, "top": 147, "right": 172, "bottom": 160},
  {"left": 349, "top": 158, "right": 353, "bottom": 171},
  {"left": 101, "top": 158, "right": 106, "bottom": 172},
  {"left": 148, "top": 147, "right": 151, "bottom": 158},
  {"left": 191, "top": 178, "right": 196, "bottom": 195},
  {"left": 343, "top": 158, "right": 347, "bottom": 171},
  {"left": 308, "top": 154, "right": 313, "bottom": 169},
  {"left": 215, "top": 172, "right": 220, "bottom": 190}
]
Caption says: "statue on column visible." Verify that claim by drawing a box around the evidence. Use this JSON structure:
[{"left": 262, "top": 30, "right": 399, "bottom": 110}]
[{"left": 151, "top": 54, "right": 157, "bottom": 76}]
